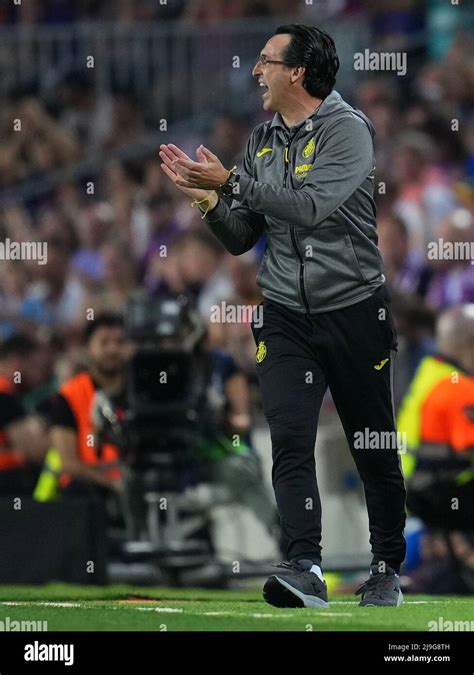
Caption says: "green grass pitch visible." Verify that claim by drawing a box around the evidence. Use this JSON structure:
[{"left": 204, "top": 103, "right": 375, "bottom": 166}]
[{"left": 0, "top": 585, "right": 472, "bottom": 631}]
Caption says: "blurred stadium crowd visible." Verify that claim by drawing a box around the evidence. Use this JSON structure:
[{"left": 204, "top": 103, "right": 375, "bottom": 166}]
[
  {"left": 0, "top": 0, "right": 473, "bottom": 590},
  {"left": 0, "top": 0, "right": 356, "bottom": 25}
]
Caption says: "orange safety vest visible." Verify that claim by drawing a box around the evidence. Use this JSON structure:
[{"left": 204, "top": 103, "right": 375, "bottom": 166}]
[
  {"left": 420, "top": 372, "right": 474, "bottom": 455},
  {"left": 0, "top": 375, "right": 25, "bottom": 471},
  {"left": 58, "top": 372, "right": 121, "bottom": 486}
]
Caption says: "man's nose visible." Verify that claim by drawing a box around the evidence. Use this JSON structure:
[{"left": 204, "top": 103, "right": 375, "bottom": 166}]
[{"left": 252, "top": 62, "right": 261, "bottom": 77}]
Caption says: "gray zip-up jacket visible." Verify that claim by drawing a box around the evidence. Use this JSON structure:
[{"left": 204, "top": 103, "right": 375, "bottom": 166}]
[{"left": 204, "top": 90, "right": 385, "bottom": 313}]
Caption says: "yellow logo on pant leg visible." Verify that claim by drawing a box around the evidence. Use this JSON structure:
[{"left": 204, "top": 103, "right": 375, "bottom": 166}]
[
  {"left": 374, "top": 358, "right": 389, "bottom": 370},
  {"left": 256, "top": 340, "right": 267, "bottom": 363}
]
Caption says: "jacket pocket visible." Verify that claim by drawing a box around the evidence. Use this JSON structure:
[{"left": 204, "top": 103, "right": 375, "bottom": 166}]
[
  {"left": 302, "top": 224, "right": 366, "bottom": 292},
  {"left": 367, "top": 286, "right": 398, "bottom": 351}
]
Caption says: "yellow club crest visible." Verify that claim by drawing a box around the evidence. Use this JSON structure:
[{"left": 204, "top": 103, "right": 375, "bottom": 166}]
[
  {"left": 256, "top": 340, "right": 267, "bottom": 363},
  {"left": 302, "top": 137, "right": 315, "bottom": 159}
]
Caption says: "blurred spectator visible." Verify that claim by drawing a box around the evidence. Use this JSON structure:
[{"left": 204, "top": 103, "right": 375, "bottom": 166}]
[
  {"left": 182, "top": 0, "right": 269, "bottom": 23},
  {"left": 378, "top": 214, "right": 433, "bottom": 298},
  {"left": 209, "top": 254, "right": 263, "bottom": 375},
  {"left": 0, "top": 99, "right": 80, "bottom": 189},
  {"left": 103, "top": 95, "right": 146, "bottom": 151},
  {"left": 392, "top": 131, "right": 457, "bottom": 253},
  {"left": 391, "top": 291, "right": 436, "bottom": 410},
  {"left": 80, "top": 239, "right": 139, "bottom": 316},
  {"left": 367, "top": 101, "right": 401, "bottom": 177},
  {"left": 101, "top": 161, "right": 149, "bottom": 255},
  {"left": 0, "top": 335, "right": 49, "bottom": 493},
  {"left": 173, "top": 231, "right": 234, "bottom": 320},
  {"left": 0, "top": 262, "right": 35, "bottom": 339},
  {"left": 55, "top": 75, "right": 114, "bottom": 152},
  {"left": 354, "top": 76, "right": 399, "bottom": 112},
  {"left": 205, "top": 115, "right": 248, "bottom": 171},
  {"left": 71, "top": 203, "right": 113, "bottom": 285},
  {"left": 23, "top": 337, "right": 62, "bottom": 413},
  {"left": 22, "top": 237, "right": 85, "bottom": 334},
  {"left": 142, "top": 195, "right": 184, "bottom": 293},
  {"left": 425, "top": 208, "right": 474, "bottom": 310}
]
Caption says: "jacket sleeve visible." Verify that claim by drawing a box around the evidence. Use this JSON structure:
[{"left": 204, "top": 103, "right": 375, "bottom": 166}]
[
  {"left": 204, "top": 130, "right": 266, "bottom": 255},
  {"left": 232, "top": 116, "right": 374, "bottom": 230}
]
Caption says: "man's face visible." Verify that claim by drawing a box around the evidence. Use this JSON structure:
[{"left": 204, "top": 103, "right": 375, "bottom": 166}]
[
  {"left": 87, "top": 327, "right": 128, "bottom": 377},
  {"left": 252, "top": 34, "right": 293, "bottom": 113}
]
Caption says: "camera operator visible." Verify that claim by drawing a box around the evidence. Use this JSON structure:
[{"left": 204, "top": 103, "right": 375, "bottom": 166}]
[{"left": 398, "top": 304, "right": 474, "bottom": 593}]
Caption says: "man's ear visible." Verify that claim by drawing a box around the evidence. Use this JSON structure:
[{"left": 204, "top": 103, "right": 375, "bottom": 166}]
[{"left": 290, "top": 66, "right": 305, "bottom": 85}]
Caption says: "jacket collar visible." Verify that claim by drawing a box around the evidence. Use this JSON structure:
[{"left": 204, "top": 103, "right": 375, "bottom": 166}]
[{"left": 270, "top": 90, "right": 340, "bottom": 131}]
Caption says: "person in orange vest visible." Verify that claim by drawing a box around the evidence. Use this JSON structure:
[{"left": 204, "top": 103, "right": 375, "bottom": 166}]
[
  {"left": 0, "top": 335, "right": 49, "bottom": 493},
  {"left": 401, "top": 304, "right": 474, "bottom": 531},
  {"left": 398, "top": 304, "right": 474, "bottom": 593},
  {"left": 45, "top": 314, "right": 129, "bottom": 495}
]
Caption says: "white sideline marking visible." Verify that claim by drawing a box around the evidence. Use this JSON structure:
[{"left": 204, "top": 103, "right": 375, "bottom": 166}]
[
  {"left": 201, "top": 611, "right": 299, "bottom": 618},
  {"left": 38, "top": 602, "right": 82, "bottom": 607},
  {"left": 135, "top": 607, "right": 183, "bottom": 613},
  {"left": 201, "top": 611, "right": 356, "bottom": 619},
  {"left": 0, "top": 601, "right": 81, "bottom": 607},
  {"left": 331, "top": 600, "right": 450, "bottom": 605}
]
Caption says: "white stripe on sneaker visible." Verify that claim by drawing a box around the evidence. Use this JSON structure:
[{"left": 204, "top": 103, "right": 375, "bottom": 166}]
[{"left": 310, "top": 564, "right": 324, "bottom": 581}]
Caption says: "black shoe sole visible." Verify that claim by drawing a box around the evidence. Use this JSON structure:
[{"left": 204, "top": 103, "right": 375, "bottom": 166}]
[{"left": 263, "top": 575, "right": 329, "bottom": 608}]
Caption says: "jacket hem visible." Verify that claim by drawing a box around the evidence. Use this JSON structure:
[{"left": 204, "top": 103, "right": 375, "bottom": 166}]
[{"left": 261, "top": 283, "right": 384, "bottom": 314}]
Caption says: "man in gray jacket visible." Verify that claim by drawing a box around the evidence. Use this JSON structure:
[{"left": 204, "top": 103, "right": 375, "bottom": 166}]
[{"left": 160, "top": 24, "right": 406, "bottom": 608}]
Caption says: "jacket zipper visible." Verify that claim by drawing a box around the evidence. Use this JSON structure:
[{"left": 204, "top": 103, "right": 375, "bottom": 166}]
[{"left": 284, "top": 133, "right": 311, "bottom": 314}]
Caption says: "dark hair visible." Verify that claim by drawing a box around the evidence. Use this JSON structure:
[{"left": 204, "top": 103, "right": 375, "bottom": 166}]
[
  {"left": 274, "top": 24, "right": 339, "bottom": 99},
  {"left": 84, "top": 313, "right": 124, "bottom": 342},
  {"left": 0, "top": 334, "right": 37, "bottom": 361}
]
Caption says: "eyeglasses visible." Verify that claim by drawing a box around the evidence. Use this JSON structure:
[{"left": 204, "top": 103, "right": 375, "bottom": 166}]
[{"left": 256, "top": 54, "right": 289, "bottom": 67}]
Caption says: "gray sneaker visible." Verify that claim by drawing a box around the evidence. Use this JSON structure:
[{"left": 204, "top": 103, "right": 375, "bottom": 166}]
[
  {"left": 263, "top": 559, "right": 329, "bottom": 608},
  {"left": 356, "top": 564, "right": 404, "bottom": 606}
]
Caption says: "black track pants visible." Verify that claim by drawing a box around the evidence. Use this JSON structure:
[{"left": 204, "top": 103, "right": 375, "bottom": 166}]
[{"left": 251, "top": 286, "right": 407, "bottom": 572}]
